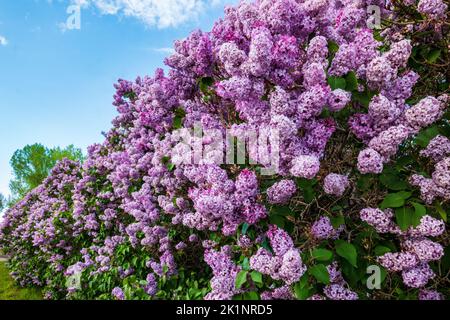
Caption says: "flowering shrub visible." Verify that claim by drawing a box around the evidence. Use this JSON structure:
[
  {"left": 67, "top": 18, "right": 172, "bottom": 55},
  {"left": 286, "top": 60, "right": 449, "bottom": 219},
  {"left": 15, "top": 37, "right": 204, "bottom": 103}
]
[{"left": 1, "top": 0, "right": 449, "bottom": 300}]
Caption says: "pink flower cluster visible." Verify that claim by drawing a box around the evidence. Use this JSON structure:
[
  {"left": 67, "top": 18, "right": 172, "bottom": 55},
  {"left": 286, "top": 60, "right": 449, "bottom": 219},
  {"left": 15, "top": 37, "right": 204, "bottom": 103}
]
[
  {"left": 308, "top": 262, "right": 358, "bottom": 300},
  {"left": 323, "top": 173, "right": 349, "bottom": 197},
  {"left": 311, "top": 216, "right": 344, "bottom": 240},
  {"left": 0, "top": 0, "right": 447, "bottom": 301},
  {"left": 250, "top": 225, "right": 307, "bottom": 286},
  {"left": 360, "top": 208, "right": 445, "bottom": 289},
  {"left": 410, "top": 156, "right": 450, "bottom": 204}
]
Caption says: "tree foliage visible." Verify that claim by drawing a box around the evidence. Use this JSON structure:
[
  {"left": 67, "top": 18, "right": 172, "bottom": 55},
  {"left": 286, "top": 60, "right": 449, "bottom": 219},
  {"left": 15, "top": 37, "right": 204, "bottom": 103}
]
[
  {"left": 0, "top": 194, "right": 5, "bottom": 212},
  {"left": 9, "top": 144, "right": 84, "bottom": 202}
]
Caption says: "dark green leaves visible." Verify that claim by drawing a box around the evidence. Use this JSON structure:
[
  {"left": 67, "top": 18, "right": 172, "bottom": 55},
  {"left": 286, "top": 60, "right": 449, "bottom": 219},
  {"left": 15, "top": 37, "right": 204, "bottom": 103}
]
[
  {"left": 395, "top": 207, "right": 414, "bottom": 231},
  {"left": 435, "top": 201, "right": 448, "bottom": 222},
  {"left": 309, "top": 264, "right": 330, "bottom": 284},
  {"left": 352, "top": 90, "right": 376, "bottom": 108},
  {"left": 345, "top": 72, "right": 358, "bottom": 92},
  {"left": 335, "top": 241, "right": 358, "bottom": 267},
  {"left": 380, "top": 169, "right": 409, "bottom": 191},
  {"left": 411, "top": 202, "right": 426, "bottom": 226},
  {"left": 426, "top": 49, "right": 441, "bottom": 64},
  {"left": 269, "top": 206, "right": 293, "bottom": 229},
  {"left": 327, "top": 76, "right": 347, "bottom": 90},
  {"left": 374, "top": 246, "right": 391, "bottom": 256},
  {"left": 269, "top": 214, "right": 286, "bottom": 228},
  {"left": 173, "top": 108, "right": 186, "bottom": 130},
  {"left": 250, "top": 271, "right": 263, "bottom": 284},
  {"left": 294, "top": 275, "right": 311, "bottom": 300},
  {"left": 330, "top": 215, "right": 345, "bottom": 229},
  {"left": 296, "top": 178, "right": 317, "bottom": 203},
  {"left": 242, "top": 291, "right": 259, "bottom": 300},
  {"left": 327, "top": 72, "right": 358, "bottom": 92},
  {"left": 379, "top": 191, "right": 412, "bottom": 209},
  {"left": 198, "top": 76, "right": 214, "bottom": 93},
  {"left": 241, "top": 223, "right": 250, "bottom": 235},
  {"left": 395, "top": 203, "right": 426, "bottom": 231},
  {"left": 415, "top": 125, "right": 440, "bottom": 148},
  {"left": 328, "top": 41, "right": 339, "bottom": 55},
  {"left": 311, "top": 248, "right": 333, "bottom": 261},
  {"left": 270, "top": 205, "right": 292, "bottom": 216},
  {"left": 235, "top": 271, "right": 248, "bottom": 289}
]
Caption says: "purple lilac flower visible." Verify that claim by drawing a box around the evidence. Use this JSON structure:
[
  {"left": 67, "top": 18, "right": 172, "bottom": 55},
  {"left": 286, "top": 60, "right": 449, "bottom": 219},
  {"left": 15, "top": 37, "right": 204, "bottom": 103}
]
[
  {"left": 290, "top": 155, "right": 320, "bottom": 179},
  {"left": 323, "top": 173, "right": 349, "bottom": 197},
  {"left": 311, "top": 216, "right": 343, "bottom": 240},
  {"left": 417, "top": 0, "right": 448, "bottom": 19},
  {"left": 357, "top": 148, "right": 384, "bottom": 174},
  {"left": 323, "top": 284, "right": 358, "bottom": 300},
  {"left": 418, "top": 289, "right": 443, "bottom": 300},
  {"left": 420, "top": 135, "right": 450, "bottom": 162},
  {"left": 112, "top": 287, "right": 125, "bottom": 300},
  {"left": 401, "top": 264, "right": 435, "bottom": 288},
  {"left": 266, "top": 180, "right": 297, "bottom": 204}
]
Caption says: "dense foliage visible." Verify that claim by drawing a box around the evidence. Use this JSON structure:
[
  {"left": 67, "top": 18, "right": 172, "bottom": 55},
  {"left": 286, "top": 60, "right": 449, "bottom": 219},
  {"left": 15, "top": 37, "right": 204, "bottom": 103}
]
[
  {"left": 8, "top": 144, "right": 84, "bottom": 205},
  {"left": 0, "top": 0, "right": 449, "bottom": 300},
  {"left": 0, "top": 194, "right": 5, "bottom": 212}
]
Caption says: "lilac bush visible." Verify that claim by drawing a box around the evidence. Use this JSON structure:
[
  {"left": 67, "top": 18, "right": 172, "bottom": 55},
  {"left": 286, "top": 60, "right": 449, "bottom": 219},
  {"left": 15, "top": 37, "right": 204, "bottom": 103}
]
[{"left": 0, "top": 0, "right": 448, "bottom": 300}]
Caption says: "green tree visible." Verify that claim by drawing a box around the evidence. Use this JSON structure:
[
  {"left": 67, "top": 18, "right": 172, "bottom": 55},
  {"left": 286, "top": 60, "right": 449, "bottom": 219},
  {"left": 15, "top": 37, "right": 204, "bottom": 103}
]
[
  {"left": 0, "top": 193, "right": 5, "bottom": 212},
  {"left": 9, "top": 144, "right": 84, "bottom": 202}
]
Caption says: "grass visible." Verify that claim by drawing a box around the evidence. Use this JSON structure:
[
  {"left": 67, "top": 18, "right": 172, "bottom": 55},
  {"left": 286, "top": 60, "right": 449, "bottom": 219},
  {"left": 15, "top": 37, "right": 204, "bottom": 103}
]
[{"left": 0, "top": 262, "right": 42, "bottom": 300}]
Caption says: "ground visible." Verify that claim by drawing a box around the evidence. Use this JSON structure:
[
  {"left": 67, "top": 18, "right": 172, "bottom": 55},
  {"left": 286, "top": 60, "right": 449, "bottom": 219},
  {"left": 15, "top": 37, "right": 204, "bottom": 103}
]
[{"left": 0, "top": 262, "right": 42, "bottom": 300}]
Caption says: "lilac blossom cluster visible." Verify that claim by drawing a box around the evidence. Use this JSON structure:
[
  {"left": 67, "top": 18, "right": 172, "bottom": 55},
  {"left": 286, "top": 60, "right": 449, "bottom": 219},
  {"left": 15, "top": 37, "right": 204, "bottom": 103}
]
[
  {"left": 266, "top": 180, "right": 297, "bottom": 204},
  {"left": 323, "top": 173, "right": 349, "bottom": 197},
  {"left": 308, "top": 262, "right": 358, "bottom": 300},
  {"left": 0, "top": 0, "right": 447, "bottom": 301},
  {"left": 310, "top": 216, "right": 344, "bottom": 240},
  {"left": 360, "top": 208, "right": 445, "bottom": 291},
  {"left": 411, "top": 139, "right": 450, "bottom": 204},
  {"left": 250, "top": 225, "right": 307, "bottom": 290}
]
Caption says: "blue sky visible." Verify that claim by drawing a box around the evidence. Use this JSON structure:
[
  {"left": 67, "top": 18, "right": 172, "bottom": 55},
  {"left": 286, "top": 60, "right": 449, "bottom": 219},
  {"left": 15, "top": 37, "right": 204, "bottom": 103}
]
[{"left": 0, "top": 0, "right": 237, "bottom": 198}]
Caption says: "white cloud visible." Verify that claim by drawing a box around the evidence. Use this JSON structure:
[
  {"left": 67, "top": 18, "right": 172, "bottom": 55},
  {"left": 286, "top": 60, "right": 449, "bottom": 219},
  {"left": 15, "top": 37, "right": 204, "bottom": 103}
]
[
  {"left": 153, "top": 47, "right": 175, "bottom": 54},
  {"left": 0, "top": 35, "right": 8, "bottom": 46},
  {"left": 71, "top": 0, "right": 229, "bottom": 28}
]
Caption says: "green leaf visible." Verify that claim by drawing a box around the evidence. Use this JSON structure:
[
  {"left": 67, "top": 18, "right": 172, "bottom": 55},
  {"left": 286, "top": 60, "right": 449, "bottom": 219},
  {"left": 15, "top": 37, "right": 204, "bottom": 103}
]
[
  {"left": 327, "top": 76, "right": 347, "bottom": 90},
  {"left": 374, "top": 245, "right": 391, "bottom": 256},
  {"left": 242, "top": 223, "right": 249, "bottom": 235},
  {"left": 270, "top": 206, "right": 292, "bottom": 217},
  {"left": 294, "top": 279, "right": 310, "bottom": 300},
  {"left": 380, "top": 172, "right": 409, "bottom": 191},
  {"left": 243, "top": 291, "right": 259, "bottom": 300},
  {"left": 336, "top": 241, "right": 358, "bottom": 267},
  {"left": 357, "top": 174, "right": 374, "bottom": 191},
  {"left": 345, "top": 72, "right": 358, "bottom": 92},
  {"left": 380, "top": 191, "right": 412, "bottom": 209},
  {"left": 395, "top": 207, "right": 414, "bottom": 231},
  {"left": 269, "top": 214, "right": 285, "bottom": 228},
  {"left": 235, "top": 270, "right": 248, "bottom": 289},
  {"left": 172, "top": 108, "right": 185, "bottom": 129},
  {"left": 309, "top": 264, "right": 330, "bottom": 284},
  {"left": 328, "top": 41, "right": 339, "bottom": 55},
  {"left": 250, "top": 271, "right": 263, "bottom": 284},
  {"left": 330, "top": 215, "right": 345, "bottom": 229},
  {"left": 311, "top": 248, "right": 333, "bottom": 261},
  {"left": 352, "top": 90, "right": 375, "bottom": 108},
  {"left": 415, "top": 126, "right": 440, "bottom": 148},
  {"left": 303, "top": 187, "right": 315, "bottom": 203},
  {"left": 411, "top": 202, "right": 426, "bottom": 227},
  {"left": 242, "top": 257, "right": 250, "bottom": 271},
  {"left": 261, "top": 237, "right": 272, "bottom": 253},
  {"left": 198, "top": 77, "right": 214, "bottom": 93},
  {"left": 427, "top": 49, "right": 441, "bottom": 64},
  {"left": 435, "top": 202, "right": 448, "bottom": 222}
]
